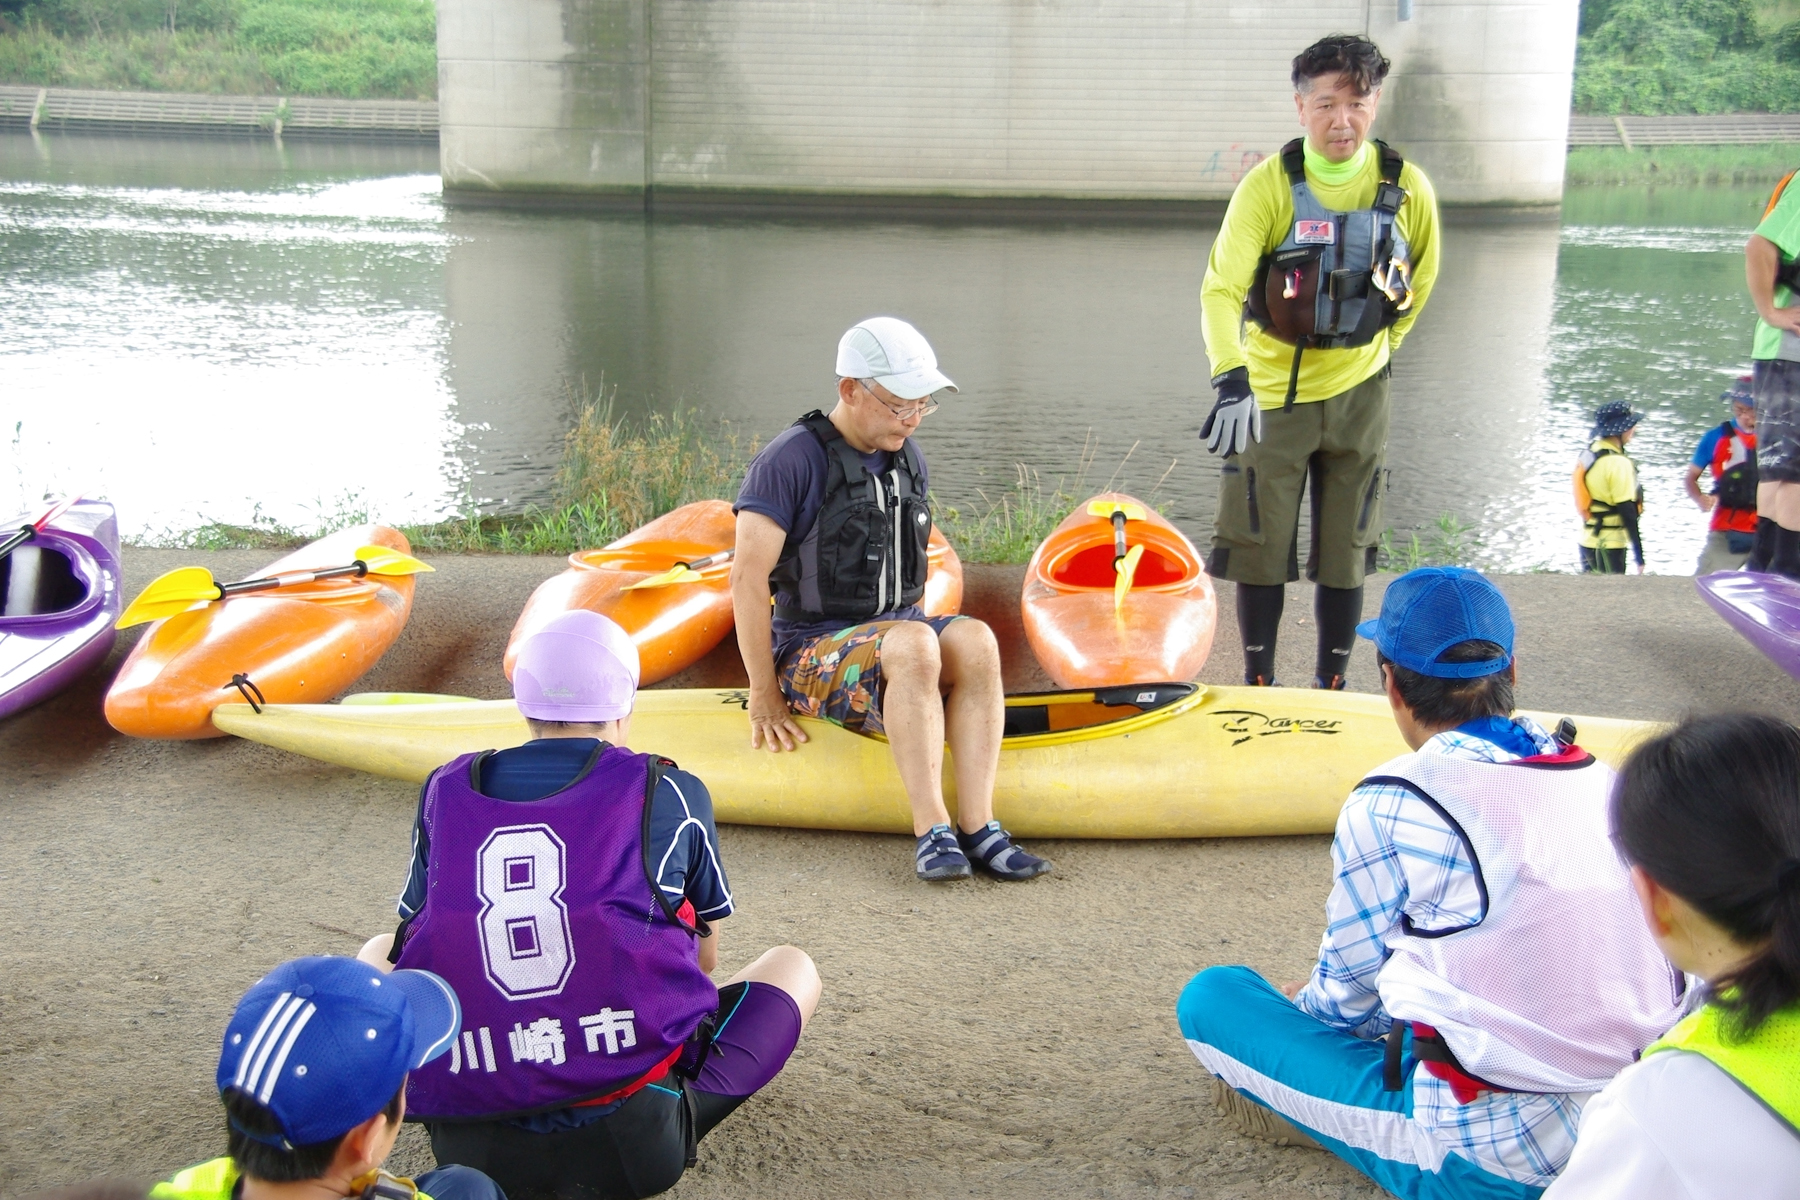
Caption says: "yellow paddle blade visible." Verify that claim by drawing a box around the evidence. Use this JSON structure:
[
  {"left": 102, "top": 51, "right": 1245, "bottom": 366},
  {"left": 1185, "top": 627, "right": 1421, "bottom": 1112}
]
[
  {"left": 1113, "top": 543, "right": 1144, "bottom": 620},
  {"left": 353, "top": 545, "right": 434, "bottom": 576},
  {"left": 623, "top": 565, "right": 705, "bottom": 591},
  {"left": 1088, "top": 500, "right": 1147, "bottom": 522},
  {"left": 116, "top": 566, "right": 220, "bottom": 629}
]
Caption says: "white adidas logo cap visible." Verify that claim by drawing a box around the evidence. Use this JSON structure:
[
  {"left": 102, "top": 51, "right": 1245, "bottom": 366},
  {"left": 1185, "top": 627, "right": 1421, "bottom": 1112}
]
[{"left": 835, "top": 317, "right": 959, "bottom": 401}]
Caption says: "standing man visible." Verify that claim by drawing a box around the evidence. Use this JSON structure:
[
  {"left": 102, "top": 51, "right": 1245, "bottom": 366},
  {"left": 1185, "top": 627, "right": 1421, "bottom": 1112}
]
[
  {"left": 731, "top": 317, "right": 1050, "bottom": 884},
  {"left": 1685, "top": 374, "right": 1758, "bottom": 574},
  {"left": 1746, "top": 171, "right": 1800, "bottom": 578},
  {"left": 1199, "top": 34, "right": 1440, "bottom": 688}
]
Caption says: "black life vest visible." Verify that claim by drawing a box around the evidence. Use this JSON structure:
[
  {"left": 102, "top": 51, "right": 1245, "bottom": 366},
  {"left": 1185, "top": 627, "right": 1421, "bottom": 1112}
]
[
  {"left": 1711, "top": 421, "right": 1759, "bottom": 512},
  {"left": 769, "top": 411, "right": 932, "bottom": 622},
  {"left": 1245, "top": 138, "right": 1413, "bottom": 407}
]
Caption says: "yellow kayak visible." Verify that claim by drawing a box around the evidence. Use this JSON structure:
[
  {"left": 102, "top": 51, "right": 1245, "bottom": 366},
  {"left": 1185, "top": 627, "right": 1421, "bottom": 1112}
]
[{"left": 212, "top": 685, "right": 1658, "bottom": 839}]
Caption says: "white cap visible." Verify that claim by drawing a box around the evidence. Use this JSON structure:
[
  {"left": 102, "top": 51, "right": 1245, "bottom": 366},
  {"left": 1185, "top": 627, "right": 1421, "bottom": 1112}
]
[{"left": 834, "top": 317, "right": 959, "bottom": 401}]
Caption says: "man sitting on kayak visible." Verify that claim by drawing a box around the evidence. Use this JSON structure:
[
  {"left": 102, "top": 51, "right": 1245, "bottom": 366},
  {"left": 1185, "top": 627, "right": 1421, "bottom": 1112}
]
[
  {"left": 1176, "top": 567, "right": 1688, "bottom": 1197},
  {"left": 359, "top": 611, "right": 820, "bottom": 1200},
  {"left": 731, "top": 317, "right": 1051, "bottom": 883}
]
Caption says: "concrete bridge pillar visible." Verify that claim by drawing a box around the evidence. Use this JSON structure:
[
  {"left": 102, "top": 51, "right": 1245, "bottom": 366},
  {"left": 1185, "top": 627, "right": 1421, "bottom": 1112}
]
[
  {"left": 436, "top": 1, "right": 1578, "bottom": 209},
  {"left": 437, "top": 0, "right": 648, "bottom": 199}
]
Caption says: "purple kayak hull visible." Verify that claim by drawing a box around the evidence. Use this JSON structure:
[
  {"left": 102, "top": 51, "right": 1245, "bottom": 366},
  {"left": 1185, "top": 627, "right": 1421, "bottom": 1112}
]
[
  {"left": 0, "top": 499, "right": 122, "bottom": 720},
  {"left": 1696, "top": 571, "right": 1800, "bottom": 682}
]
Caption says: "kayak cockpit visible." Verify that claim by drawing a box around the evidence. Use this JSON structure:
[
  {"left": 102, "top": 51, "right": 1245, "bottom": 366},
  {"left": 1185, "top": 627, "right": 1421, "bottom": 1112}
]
[
  {"left": 1001, "top": 682, "right": 1201, "bottom": 741},
  {"left": 1, "top": 544, "right": 86, "bottom": 618}
]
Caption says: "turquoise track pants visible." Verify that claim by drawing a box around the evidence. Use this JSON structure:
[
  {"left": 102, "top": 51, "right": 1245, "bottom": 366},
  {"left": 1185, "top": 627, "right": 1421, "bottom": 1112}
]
[{"left": 1176, "top": 966, "right": 1544, "bottom": 1200}]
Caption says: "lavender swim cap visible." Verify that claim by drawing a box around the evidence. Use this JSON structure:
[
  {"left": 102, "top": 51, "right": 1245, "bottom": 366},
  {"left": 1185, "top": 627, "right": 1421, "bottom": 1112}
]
[{"left": 513, "top": 610, "right": 641, "bottom": 722}]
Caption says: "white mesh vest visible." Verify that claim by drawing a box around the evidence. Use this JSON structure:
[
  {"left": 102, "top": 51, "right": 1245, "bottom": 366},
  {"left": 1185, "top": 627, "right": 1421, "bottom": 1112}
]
[{"left": 1368, "top": 749, "right": 1688, "bottom": 1093}]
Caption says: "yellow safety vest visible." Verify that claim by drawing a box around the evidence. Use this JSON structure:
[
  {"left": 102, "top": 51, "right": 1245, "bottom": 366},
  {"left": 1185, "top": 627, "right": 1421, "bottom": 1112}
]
[
  {"left": 1645, "top": 1002, "right": 1800, "bottom": 1135},
  {"left": 152, "top": 1160, "right": 436, "bottom": 1200}
]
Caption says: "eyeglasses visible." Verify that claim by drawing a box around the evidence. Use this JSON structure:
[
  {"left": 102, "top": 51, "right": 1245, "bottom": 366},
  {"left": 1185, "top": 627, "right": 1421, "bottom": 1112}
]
[{"left": 859, "top": 379, "right": 939, "bottom": 421}]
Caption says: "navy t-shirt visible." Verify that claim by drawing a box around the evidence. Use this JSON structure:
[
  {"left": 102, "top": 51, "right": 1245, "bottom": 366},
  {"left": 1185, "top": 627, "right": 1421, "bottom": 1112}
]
[{"left": 733, "top": 420, "right": 931, "bottom": 661}]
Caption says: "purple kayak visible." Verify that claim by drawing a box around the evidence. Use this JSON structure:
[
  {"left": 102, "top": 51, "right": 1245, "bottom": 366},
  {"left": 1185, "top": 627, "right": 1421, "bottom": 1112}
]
[
  {"left": 1696, "top": 570, "right": 1800, "bottom": 682},
  {"left": 0, "top": 499, "right": 121, "bottom": 720}
]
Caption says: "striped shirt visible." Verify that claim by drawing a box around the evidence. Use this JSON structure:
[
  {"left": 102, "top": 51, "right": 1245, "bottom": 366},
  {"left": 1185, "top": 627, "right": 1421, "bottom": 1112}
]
[{"left": 1292, "top": 716, "right": 1589, "bottom": 1187}]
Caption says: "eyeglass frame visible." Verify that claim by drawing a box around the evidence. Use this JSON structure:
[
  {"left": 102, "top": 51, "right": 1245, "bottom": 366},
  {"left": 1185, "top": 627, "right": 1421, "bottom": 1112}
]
[{"left": 856, "top": 378, "right": 940, "bottom": 421}]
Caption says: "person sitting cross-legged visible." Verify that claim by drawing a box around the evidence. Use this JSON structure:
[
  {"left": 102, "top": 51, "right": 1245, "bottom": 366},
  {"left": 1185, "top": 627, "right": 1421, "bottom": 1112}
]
[
  {"left": 1176, "top": 567, "right": 1691, "bottom": 1198},
  {"left": 361, "top": 610, "right": 820, "bottom": 1200}
]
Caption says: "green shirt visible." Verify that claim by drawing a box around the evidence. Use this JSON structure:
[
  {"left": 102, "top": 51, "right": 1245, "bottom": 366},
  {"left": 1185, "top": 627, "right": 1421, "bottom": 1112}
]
[
  {"left": 152, "top": 1160, "right": 436, "bottom": 1200},
  {"left": 1753, "top": 179, "right": 1800, "bottom": 360}
]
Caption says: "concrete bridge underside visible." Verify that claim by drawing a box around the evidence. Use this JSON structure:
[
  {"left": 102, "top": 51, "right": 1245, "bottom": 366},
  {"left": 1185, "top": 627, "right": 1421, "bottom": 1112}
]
[{"left": 436, "top": 1, "right": 1577, "bottom": 211}]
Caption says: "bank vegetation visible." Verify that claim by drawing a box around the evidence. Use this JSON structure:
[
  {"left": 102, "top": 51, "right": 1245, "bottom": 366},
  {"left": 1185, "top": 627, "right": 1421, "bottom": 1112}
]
[{"left": 0, "top": 0, "right": 434, "bottom": 98}]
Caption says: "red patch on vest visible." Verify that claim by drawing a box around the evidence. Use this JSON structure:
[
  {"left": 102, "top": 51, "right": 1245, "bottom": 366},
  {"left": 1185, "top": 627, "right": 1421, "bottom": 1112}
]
[{"left": 1294, "top": 220, "right": 1335, "bottom": 245}]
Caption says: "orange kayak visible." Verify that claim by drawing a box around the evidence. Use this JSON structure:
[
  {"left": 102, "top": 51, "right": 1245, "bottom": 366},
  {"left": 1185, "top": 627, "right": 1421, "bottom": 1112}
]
[
  {"left": 506, "top": 502, "right": 967, "bottom": 685},
  {"left": 1021, "top": 492, "right": 1216, "bottom": 688},
  {"left": 106, "top": 525, "right": 418, "bottom": 739},
  {"left": 505, "top": 501, "right": 739, "bottom": 686}
]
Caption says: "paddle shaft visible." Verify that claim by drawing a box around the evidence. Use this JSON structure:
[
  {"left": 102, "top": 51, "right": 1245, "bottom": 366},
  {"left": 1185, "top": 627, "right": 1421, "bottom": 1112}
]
[
  {"left": 0, "top": 495, "right": 81, "bottom": 562},
  {"left": 680, "top": 549, "right": 733, "bottom": 571},
  {"left": 1112, "top": 511, "right": 1128, "bottom": 565},
  {"left": 0, "top": 526, "right": 34, "bottom": 560},
  {"left": 218, "top": 561, "right": 370, "bottom": 598}
]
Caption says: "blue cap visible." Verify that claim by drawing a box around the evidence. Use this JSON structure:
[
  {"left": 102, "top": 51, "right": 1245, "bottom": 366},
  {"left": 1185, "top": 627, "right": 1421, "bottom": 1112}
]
[
  {"left": 1724, "top": 373, "right": 1754, "bottom": 407},
  {"left": 1356, "top": 567, "right": 1515, "bottom": 679},
  {"left": 217, "top": 957, "right": 460, "bottom": 1147}
]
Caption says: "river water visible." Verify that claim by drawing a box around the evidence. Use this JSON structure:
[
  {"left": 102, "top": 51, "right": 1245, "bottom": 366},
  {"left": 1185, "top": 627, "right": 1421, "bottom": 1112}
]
[{"left": 0, "top": 133, "right": 1774, "bottom": 574}]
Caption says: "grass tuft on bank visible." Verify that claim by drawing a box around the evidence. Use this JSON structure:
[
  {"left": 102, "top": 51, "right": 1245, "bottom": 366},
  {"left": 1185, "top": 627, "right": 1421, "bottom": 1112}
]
[
  {"left": 0, "top": 0, "right": 435, "bottom": 99},
  {"left": 1566, "top": 142, "right": 1800, "bottom": 184}
]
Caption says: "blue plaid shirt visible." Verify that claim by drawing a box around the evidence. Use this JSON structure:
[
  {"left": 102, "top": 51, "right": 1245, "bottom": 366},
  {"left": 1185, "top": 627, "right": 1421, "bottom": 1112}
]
[{"left": 1292, "top": 716, "right": 1588, "bottom": 1187}]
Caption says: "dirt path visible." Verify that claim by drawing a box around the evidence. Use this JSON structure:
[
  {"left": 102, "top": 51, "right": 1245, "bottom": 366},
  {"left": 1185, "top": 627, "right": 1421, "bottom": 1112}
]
[{"left": 4, "top": 553, "right": 1793, "bottom": 1198}]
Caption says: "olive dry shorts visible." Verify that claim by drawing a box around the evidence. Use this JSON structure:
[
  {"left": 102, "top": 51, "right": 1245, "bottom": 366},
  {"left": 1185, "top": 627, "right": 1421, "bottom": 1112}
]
[{"left": 1209, "top": 366, "right": 1390, "bottom": 589}]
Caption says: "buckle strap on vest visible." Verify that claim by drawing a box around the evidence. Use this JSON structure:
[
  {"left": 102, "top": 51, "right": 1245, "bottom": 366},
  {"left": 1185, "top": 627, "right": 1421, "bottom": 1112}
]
[{"left": 1383, "top": 1021, "right": 1516, "bottom": 1103}]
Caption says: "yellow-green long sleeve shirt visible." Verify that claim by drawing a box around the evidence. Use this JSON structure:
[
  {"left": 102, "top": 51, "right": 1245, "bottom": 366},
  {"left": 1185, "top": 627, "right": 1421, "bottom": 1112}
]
[{"left": 1201, "top": 144, "right": 1441, "bottom": 408}]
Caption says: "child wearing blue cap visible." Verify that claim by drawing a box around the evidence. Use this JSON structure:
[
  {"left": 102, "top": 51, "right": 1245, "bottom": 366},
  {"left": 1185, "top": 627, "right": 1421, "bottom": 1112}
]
[
  {"left": 151, "top": 956, "right": 503, "bottom": 1200},
  {"left": 1176, "top": 567, "right": 1689, "bottom": 1197}
]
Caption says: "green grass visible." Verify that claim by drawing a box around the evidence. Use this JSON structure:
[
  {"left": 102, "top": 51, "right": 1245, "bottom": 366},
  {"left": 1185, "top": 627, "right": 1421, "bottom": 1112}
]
[
  {"left": 1377, "top": 512, "right": 1483, "bottom": 572},
  {"left": 134, "top": 395, "right": 756, "bottom": 556},
  {"left": 1575, "top": 0, "right": 1800, "bottom": 114},
  {"left": 1565, "top": 142, "right": 1800, "bottom": 184},
  {"left": 0, "top": 0, "right": 436, "bottom": 99}
]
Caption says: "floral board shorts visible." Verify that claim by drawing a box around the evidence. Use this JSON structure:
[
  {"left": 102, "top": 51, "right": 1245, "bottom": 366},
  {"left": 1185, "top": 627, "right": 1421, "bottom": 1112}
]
[{"left": 776, "top": 615, "right": 965, "bottom": 735}]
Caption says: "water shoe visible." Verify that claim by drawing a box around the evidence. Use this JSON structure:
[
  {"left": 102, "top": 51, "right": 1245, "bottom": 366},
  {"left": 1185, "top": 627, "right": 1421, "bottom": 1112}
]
[
  {"left": 957, "top": 820, "right": 1052, "bottom": 880},
  {"left": 916, "top": 824, "right": 972, "bottom": 881}
]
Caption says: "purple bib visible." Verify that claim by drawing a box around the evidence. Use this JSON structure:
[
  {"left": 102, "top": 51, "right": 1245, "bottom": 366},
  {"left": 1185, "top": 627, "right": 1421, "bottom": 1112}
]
[{"left": 395, "top": 744, "right": 719, "bottom": 1120}]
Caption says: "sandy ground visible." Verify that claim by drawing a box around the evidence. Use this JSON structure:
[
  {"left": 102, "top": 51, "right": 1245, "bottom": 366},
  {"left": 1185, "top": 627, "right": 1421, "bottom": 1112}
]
[{"left": 5, "top": 551, "right": 1798, "bottom": 1199}]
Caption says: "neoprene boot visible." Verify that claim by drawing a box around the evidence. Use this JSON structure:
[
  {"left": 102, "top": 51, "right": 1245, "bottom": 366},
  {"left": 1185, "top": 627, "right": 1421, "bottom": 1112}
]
[
  {"left": 1237, "top": 582, "right": 1284, "bottom": 685},
  {"left": 1314, "top": 584, "right": 1363, "bottom": 687},
  {"left": 1748, "top": 516, "right": 1779, "bottom": 572}
]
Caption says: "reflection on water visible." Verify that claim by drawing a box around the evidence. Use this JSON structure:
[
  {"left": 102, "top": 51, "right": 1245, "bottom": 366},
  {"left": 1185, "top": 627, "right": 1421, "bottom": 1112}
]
[{"left": 0, "top": 132, "right": 1776, "bottom": 575}]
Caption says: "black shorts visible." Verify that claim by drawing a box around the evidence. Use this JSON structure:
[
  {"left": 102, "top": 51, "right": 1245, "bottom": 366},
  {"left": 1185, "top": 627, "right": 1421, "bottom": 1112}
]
[
  {"left": 1754, "top": 358, "right": 1800, "bottom": 483},
  {"left": 425, "top": 982, "right": 801, "bottom": 1200},
  {"left": 426, "top": 1081, "right": 743, "bottom": 1200}
]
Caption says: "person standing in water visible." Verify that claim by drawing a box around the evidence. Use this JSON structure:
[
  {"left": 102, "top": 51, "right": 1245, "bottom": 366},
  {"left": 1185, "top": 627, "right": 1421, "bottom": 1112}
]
[
  {"left": 1686, "top": 374, "right": 1759, "bottom": 575},
  {"left": 1575, "top": 401, "right": 1646, "bottom": 575},
  {"left": 1745, "top": 170, "right": 1800, "bottom": 578},
  {"left": 1199, "top": 33, "right": 1441, "bottom": 688},
  {"left": 1545, "top": 713, "right": 1800, "bottom": 1196}
]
